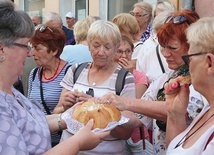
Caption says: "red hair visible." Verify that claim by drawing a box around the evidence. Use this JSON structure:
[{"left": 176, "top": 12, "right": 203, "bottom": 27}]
[
  {"left": 30, "top": 25, "right": 66, "bottom": 58},
  {"left": 157, "top": 10, "right": 199, "bottom": 50}
]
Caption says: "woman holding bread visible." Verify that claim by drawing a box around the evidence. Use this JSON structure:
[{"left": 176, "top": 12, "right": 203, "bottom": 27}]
[
  {"left": 99, "top": 10, "right": 207, "bottom": 155},
  {"left": 0, "top": 1, "right": 109, "bottom": 154},
  {"left": 56, "top": 20, "right": 137, "bottom": 154},
  {"left": 165, "top": 17, "right": 214, "bottom": 154}
]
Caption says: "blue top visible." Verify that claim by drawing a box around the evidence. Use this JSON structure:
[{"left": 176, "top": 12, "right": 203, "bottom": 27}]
[
  {"left": 60, "top": 44, "right": 92, "bottom": 65},
  {"left": 62, "top": 25, "right": 76, "bottom": 45}
]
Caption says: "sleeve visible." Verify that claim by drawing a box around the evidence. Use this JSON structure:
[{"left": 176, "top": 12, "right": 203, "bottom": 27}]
[
  {"left": 133, "top": 69, "right": 148, "bottom": 85},
  {"left": 60, "top": 45, "right": 70, "bottom": 62},
  {"left": 0, "top": 101, "right": 28, "bottom": 154}
]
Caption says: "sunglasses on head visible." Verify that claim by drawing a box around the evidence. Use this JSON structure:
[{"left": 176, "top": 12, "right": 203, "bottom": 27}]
[
  {"left": 35, "top": 25, "right": 53, "bottom": 33},
  {"left": 182, "top": 51, "right": 214, "bottom": 66},
  {"left": 165, "top": 15, "right": 190, "bottom": 25}
]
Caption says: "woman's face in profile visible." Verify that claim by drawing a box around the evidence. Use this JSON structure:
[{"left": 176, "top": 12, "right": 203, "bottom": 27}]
[{"left": 89, "top": 37, "right": 116, "bottom": 67}]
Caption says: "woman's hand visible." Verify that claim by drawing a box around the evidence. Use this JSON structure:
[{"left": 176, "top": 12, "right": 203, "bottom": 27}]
[
  {"left": 76, "top": 91, "right": 93, "bottom": 102},
  {"left": 164, "top": 76, "right": 190, "bottom": 118},
  {"left": 74, "top": 119, "right": 110, "bottom": 151},
  {"left": 61, "top": 90, "right": 79, "bottom": 110},
  {"left": 98, "top": 93, "right": 127, "bottom": 111},
  {"left": 118, "top": 58, "right": 134, "bottom": 73}
]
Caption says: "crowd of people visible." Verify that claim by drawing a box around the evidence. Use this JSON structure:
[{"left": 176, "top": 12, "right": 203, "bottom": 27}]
[{"left": 0, "top": 0, "right": 214, "bottom": 154}]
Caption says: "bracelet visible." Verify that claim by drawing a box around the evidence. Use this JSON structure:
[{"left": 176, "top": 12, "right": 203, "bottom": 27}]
[{"left": 57, "top": 113, "right": 63, "bottom": 131}]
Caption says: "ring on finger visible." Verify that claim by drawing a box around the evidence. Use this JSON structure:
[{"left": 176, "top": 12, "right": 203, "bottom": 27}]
[{"left": 106, "top": 100, "right": 110, "bottom": 104}]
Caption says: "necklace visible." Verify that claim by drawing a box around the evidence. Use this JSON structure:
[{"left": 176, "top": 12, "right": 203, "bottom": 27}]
[
  {"left": 92, "top": 82, "right": 96, "bottom": 87},
  {"left": 174, "top": 111, "right": 214, "bottom": 149},
  {"left": 43, "top": 59, "right": 61, "bottom": 80}
]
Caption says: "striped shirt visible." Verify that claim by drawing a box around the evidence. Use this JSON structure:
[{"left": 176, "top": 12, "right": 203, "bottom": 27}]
[
  {"left": 60, "top": 62, "right": 136, "bottom": 155},
  {"left": 27, "top": 63, "right": 71, "bottom": 145}
]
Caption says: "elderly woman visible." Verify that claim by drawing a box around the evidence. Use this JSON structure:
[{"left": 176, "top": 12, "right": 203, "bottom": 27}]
[
  {"left": 130, "top": 1, "right": 152, "bottom": 43},
  {"left": 114, "top": 35, "right": 149, "bottom": 154},
  {"left": 99, "top": 10, "right": 206, "bottom": 155},
  {"left": 152, "top": 0, "right": 176, "bottom": 18},
  {"left": 112, "top": 13, "right": 141, "bottom": 68},
  {"left": 56, "top": 20, "right": 137, "bottom": 154},
  {"left": 60, "top": 16, "right": 95, "bottom": 65},
  {"left": 27, "top": 24, "right": 71, "bottom": 146},
  {"left": 165, "top": 17, "right": 214, "bottom": 154},
  {"left": 0, "top": 1, "right": 109, "bottom": 154}
]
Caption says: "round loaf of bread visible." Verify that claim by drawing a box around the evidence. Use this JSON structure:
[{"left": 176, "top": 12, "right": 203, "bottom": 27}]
[{"left": 72, "top": 101, "right": 121, "bottom": 129}]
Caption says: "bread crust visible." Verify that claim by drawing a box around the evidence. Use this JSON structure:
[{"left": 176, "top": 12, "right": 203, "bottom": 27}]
[
  {"left": 72, "top": 101, "right": 121, "bottom": 129},
  {"left": 179, "top": 75, "right": 191, "bottom": 86}
]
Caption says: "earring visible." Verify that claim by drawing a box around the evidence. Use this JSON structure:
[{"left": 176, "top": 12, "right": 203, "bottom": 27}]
[{"left": 0, "top": 56, "right": 5, "bottom": 62}]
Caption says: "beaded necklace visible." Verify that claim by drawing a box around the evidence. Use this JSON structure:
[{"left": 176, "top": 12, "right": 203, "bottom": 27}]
[{"left": 43, "top": 59, "right": 61, "bottom": 80}]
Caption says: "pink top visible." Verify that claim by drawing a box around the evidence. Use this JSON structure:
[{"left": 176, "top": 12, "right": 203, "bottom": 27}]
[{"left": 133, "top": 69, "right": 148, "bottom": 85}]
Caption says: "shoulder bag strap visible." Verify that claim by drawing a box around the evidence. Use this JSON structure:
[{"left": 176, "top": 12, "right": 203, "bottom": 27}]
[
  {"left": 39, "top": 68, "right": 51, "bottom": 115},
  {"left": 156, "top": 45, "right": 165, "bottom": 74}
]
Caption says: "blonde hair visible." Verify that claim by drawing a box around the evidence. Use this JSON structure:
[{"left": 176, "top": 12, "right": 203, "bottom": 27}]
[
  {"left": 187, "top": 17, "right": 214, "bottom": 52},
  {"left": 112, "top": 13, "right": 140, "bottom": 38},
  {"left": 73, "top": 16, "right": 96, "bottom": 44},
  {"left": 87, "top": 20, "right": 121, "bottom": 48},
  {"left": 134, "top": 1, "right": 153, "bottom": 23}
]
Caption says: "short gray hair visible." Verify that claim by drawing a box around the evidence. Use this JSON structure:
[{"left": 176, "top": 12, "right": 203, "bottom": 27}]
[
  {"left": 187, "top": 17, "right": 214, "bottom": 52},
  {"left": 87, "top": 20, "right": 121, "bottom": 48},
  {"left": 0, "top": 0, "right": 34, "bottom": 45}
]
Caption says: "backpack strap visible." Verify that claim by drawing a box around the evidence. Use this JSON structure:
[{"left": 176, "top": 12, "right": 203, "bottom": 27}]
[
  {"left": 72, "top": 63, "right": 128, "bottom": 96},
  {"left": 64, "top": 64, "right": 72, "bottom": 75},
  {"left": 73, "top": 62, "right": 89, "bottom": 84},
  {"left": 32, "top": 67, "right": 39, "bottom": 81},
  {"left": 115, "top": 68, "right": 129, "bottom": 95}
]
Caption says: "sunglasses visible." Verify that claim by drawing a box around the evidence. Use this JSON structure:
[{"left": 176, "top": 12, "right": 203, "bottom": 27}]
[
  {"left": 129, "top": 12, "right": 147, "bottom": 18},
  {"left": 182, "top": 52, "right": 214, "bottom": 66},
  {"left": 165, "top": 15, "right": 190, "bottom": 25},
  {"left": 35, "top": 25, "right": 53, "bottom": 33},
  {"left": 12, "top": 42, "right": 32, "bottom": 51}
]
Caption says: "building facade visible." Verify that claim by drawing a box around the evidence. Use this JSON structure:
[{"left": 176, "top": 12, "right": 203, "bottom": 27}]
[{"left": 13, "top": 0, "right": 214, "bottom": 26}]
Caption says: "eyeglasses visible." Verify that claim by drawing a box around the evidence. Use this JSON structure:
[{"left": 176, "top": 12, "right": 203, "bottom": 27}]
[
  {"left": 129, "top": 12, "right": 147, "bottom": 18},
  {"left": 86, "top": 88, "right": 94, "bottom": 97},
  {"left": 35, "top": 25, "right": 53, "bottom": 33},
  {"left": 115, "top": 49, "right": 132, "bottom": 55},
  {"left": 12, "top": 42, "right": 32, "bottom": 51},
  {"left": 164, "top": 15, "right": 190, "bottom": 25},
  {"left": 182, "top": 51, "right": 214, "bottom": 66}
]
